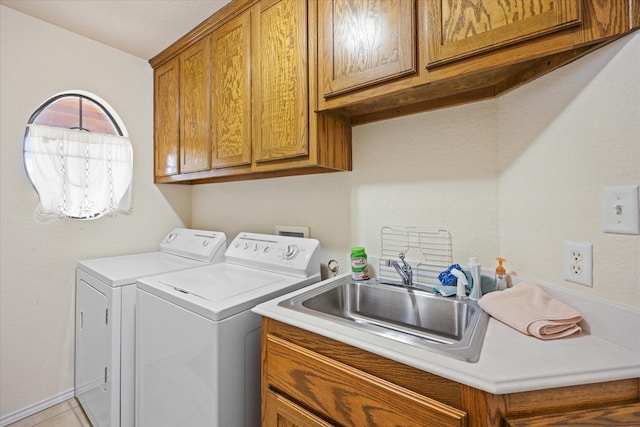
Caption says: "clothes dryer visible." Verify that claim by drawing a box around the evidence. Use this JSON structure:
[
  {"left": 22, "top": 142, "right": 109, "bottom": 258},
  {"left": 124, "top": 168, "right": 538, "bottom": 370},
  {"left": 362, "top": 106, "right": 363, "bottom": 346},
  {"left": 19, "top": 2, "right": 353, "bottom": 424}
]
[
  {"left": 135, "top": 232, "right": 320, "bottom": 427},
  {"left": 75, "top": 228, "right": 227, "bottom": 427}
]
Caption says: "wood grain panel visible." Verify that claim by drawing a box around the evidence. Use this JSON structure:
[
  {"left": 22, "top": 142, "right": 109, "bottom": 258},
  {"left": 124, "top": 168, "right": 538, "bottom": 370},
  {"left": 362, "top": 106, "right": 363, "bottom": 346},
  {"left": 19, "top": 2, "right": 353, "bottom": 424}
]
[
  {"left": 154, "top": 58, "right": 180, "bottom": 177},
  {"left": 211, "top": 11, "right": 252, "bottom": 168},
  {"left": 180, "top": 37, "right": 211, "bottom": 173},
  {"left": 264, "top": 317, "right": 461, "bottom": 407},
  {"left": 266, "top": 334, "right": 467, "bottom": 427},
  {"left": 573, "top": 0, "right": 631, "bottom": 45},
  {"left": 253, "top": 0, "right": 309, "bottom": 163},
  {"left": 427, "top": 0, "right": 582, "bottom": 66},
  {"left": 507, "top": 379, "right": 640, "bottom": 413},
  {"left": 265, "top": 391, "right": 335, "bottom": 427},
  {"left": 320, "top": 0, "right": 416, "bottom": 97},
  {"left": 316, "top": 113, "right": 352, "bottom": 171},
  {"left": 504, "top": 402, "right": 640, "bottom": 426}
]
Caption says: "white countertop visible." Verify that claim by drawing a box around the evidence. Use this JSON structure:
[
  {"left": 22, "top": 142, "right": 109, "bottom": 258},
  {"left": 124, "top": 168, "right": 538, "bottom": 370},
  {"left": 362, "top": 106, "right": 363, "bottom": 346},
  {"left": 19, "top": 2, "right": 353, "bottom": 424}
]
[{"left": 253, "top": 273, "right": 640, "bottom": 395}]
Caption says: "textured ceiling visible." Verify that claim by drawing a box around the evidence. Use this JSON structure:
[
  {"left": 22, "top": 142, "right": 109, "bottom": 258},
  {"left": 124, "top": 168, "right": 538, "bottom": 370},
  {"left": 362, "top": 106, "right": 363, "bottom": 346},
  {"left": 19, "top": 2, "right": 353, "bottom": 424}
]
[{"left": 0, "top": 0, "right": 231, "bottom": 60}]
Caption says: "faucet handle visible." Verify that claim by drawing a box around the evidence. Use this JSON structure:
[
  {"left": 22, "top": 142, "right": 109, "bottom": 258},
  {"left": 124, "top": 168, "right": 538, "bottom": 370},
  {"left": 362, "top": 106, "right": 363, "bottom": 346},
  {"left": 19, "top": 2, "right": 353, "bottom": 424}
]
[{"left": 398, "top": 253, "right": 410, "bottom": 267}]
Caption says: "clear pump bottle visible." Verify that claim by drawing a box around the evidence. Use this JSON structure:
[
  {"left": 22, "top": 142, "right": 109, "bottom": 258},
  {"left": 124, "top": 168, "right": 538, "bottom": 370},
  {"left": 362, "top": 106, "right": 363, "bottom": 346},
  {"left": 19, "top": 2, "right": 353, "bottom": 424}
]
[{"left": 495, "top": 257, "right": 507, "bottom": 291}]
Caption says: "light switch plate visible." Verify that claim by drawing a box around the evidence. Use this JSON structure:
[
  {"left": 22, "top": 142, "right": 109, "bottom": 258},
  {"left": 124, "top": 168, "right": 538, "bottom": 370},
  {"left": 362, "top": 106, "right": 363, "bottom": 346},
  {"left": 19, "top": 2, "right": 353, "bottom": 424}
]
[{"left": 602, "top": 185, "right": 640, "bottom": 235}]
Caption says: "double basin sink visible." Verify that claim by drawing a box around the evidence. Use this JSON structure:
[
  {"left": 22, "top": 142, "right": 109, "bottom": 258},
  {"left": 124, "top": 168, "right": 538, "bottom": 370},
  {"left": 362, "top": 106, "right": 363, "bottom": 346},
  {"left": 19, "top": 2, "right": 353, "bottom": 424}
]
[{"left": 278, "top": 279, "right": 489, "bottom": 362}]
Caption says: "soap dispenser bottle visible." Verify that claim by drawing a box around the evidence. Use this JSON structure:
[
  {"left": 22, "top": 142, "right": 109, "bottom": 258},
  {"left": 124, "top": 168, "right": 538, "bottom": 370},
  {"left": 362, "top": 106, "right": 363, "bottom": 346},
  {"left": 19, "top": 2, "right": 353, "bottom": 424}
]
[
  {"left": 468, "top": 257, "right": 482, "bottom": 300},
  {"left": 495, "top": 258, "right": 507, "bottom": 291}
]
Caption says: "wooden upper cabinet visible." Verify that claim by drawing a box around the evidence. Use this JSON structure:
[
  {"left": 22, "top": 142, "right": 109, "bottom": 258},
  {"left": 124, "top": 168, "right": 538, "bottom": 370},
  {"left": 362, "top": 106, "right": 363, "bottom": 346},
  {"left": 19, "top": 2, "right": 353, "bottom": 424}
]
[
  {"left": 252, "top": 0, "right": 309, "bottom": 163},
  {"left": 426, "top": 0, "right": 582, "bottom": 67},
  {"left": 154, "top": 58, "right": 180, "bottom": 177},
  {"left": 319, "top": 0, "right": 417, "bottom": 97},
  {"left": 211, "top": 11, "right": 252, "bottom": 169},
  {"left": 179, "top": 37, "right": 211, "bottom": 173}
]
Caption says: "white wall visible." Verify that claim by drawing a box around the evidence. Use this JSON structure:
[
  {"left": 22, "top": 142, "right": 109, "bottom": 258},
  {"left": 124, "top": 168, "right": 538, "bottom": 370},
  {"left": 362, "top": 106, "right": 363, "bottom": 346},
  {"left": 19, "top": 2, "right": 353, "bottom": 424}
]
[
  {"left": 498, "top": 33, "right": 640, "bottom": 304},
  {"left": 0, "top": 6, "right": 190, "bottom": 418},
  {"left": 193, "top": 33, "right": 640, "bottom": 305},
  {"left": 192, "top": 99, "right": 500, "bottom": 278}
]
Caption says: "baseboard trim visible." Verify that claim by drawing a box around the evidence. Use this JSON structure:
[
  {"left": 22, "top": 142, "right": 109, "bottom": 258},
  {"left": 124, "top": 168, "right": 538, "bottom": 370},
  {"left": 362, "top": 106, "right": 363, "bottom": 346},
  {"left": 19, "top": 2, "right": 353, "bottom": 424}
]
[{"left": 0, "top": 388, "right": 74, "bottom": 427}]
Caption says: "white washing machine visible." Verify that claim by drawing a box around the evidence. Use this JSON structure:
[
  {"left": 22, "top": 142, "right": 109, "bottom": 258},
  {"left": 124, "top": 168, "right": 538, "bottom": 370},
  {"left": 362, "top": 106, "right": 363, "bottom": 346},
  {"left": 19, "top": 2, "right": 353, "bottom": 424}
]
[
  {"left": 75, "top": 228, "right": 227, "bottom": 427},
  {"left": 135, "top": 232, "right": 321, "bottom": 427}
]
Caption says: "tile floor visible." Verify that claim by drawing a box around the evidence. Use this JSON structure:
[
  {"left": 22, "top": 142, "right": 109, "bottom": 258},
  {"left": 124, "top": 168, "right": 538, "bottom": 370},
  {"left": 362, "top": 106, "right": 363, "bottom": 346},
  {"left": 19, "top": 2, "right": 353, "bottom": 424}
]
[{"left": 7, "top": 398, "right": 91, "bottom": 427}]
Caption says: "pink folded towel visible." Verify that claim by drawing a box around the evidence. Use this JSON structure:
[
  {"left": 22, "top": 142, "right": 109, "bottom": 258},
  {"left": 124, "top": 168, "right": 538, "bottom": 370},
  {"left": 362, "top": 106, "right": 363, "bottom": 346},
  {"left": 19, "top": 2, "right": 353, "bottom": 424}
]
[{"left": 478, "top": 282, "right": 582, "bottom": 340}]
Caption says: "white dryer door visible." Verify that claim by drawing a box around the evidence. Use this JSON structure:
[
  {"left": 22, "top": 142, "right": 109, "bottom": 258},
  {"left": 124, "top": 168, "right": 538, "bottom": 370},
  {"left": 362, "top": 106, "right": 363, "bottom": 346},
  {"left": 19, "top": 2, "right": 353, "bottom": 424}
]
[{"left": 75, "top": 279, "right": 110, "bottom": 426}]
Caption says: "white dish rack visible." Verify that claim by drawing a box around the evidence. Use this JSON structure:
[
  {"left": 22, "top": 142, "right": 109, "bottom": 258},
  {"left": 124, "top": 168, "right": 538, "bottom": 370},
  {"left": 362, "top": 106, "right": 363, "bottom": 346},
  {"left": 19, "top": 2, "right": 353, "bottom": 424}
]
[{"left": 378, "top": 225, "right": 452, "bottom": 287}]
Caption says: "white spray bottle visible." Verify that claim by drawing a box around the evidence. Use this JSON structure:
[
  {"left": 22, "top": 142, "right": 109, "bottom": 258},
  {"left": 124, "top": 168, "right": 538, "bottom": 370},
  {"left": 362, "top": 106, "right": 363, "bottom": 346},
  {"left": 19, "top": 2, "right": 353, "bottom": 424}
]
[{"left": 468, "top": 257, "right": 482, "bottom": 300}]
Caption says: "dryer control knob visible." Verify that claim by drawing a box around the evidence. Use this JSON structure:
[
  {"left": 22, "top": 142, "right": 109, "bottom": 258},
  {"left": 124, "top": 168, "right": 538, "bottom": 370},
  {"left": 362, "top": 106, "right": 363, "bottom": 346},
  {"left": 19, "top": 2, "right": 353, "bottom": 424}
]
[{"left": 283, "top": 245, "right": 299, "bottom": 260}]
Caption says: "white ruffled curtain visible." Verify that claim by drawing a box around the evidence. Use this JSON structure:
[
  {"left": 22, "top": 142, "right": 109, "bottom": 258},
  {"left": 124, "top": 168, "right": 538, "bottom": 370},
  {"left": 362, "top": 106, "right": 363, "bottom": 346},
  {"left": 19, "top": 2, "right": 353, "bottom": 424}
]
[{"left": 26, "top": 124, "right": 133, "bottom": 219}]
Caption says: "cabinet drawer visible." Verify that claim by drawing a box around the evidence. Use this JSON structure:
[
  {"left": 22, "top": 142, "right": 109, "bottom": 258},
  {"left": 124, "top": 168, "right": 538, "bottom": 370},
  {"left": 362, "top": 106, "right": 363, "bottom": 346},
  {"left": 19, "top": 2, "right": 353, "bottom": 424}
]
[
  {"left": 265, "top": 334, "right": 466, "bottom": 427},
  {"left": 504, "top": 402, "right": 640, "bottom": 426}
]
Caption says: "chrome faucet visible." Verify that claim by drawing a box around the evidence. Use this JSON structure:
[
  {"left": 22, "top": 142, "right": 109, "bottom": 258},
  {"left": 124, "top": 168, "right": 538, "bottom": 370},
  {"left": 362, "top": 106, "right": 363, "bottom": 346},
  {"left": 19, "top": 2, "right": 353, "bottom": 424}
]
[{"left": 391, "top": 253, "right": 413, "bottom": 287}]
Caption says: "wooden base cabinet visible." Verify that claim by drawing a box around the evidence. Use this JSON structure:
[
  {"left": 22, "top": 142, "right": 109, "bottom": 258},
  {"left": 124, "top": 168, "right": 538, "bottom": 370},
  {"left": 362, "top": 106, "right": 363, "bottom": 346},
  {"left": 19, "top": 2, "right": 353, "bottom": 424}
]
[
  {"left": 152, "top": 0, "right": 351, "bottom": 185},
  {"left": 261, "top": 318, "right": 640, "bottom": 427}
]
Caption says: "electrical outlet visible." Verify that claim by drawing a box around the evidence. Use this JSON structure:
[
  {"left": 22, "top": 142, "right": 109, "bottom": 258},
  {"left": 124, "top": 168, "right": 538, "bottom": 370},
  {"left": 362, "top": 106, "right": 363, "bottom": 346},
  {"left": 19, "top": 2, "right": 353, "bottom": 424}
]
[{"left": 563, "top": 241, "right": 593, "bottom": 287}]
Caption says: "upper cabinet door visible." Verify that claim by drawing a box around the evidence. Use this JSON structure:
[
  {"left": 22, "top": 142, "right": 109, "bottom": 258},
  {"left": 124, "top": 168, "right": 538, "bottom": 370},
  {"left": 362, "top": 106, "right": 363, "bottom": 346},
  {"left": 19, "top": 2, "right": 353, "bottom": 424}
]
[
  {"left": 154, "top": 58, "right": 180, "bottom": 177},
  {"left": 211, "top": 11, "right": 252, "bottom": 169},
  {"left": 180, "top": 37, "right": 211, "bottom": 173},
  {"left": 426, "top": 0, "right": 582, "bottom": 67},
  {"left": 320, "top": 0, "right": 417, "bottom": 98},
  {"left": 252, "top": 0, "right": 309, "bottom": 163}
]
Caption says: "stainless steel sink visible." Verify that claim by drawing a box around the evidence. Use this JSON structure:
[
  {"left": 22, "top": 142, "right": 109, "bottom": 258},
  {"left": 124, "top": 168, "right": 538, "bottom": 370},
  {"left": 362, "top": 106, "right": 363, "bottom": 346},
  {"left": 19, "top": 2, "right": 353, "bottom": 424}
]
[{"left": 278, "top": 280, "right": 489, "bottom": 362}]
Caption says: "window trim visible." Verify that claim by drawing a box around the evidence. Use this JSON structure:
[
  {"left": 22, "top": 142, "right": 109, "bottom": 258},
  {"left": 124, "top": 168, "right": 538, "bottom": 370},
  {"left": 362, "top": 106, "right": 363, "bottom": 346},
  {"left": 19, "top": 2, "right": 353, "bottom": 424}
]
[{"left": 23, "top": 90, "right": 133, "bottom": 220}]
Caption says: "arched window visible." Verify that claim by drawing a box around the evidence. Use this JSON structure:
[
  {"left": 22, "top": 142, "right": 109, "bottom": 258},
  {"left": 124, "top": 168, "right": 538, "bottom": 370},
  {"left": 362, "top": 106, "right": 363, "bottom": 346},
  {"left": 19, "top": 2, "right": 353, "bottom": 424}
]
[{"left": 24, "top": 91, "right": 133, "bottom": 220}]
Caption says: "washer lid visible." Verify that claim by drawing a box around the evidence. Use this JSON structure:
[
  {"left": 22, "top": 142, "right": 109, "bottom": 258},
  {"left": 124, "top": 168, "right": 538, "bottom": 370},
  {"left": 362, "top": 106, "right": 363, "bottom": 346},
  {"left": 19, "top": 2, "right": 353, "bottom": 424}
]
[
  {"left": 137, "top": 263, "right": 319, "bottom": 321},
  {"left": 78, "top": 252, "right": 204, "bottom": 287}
]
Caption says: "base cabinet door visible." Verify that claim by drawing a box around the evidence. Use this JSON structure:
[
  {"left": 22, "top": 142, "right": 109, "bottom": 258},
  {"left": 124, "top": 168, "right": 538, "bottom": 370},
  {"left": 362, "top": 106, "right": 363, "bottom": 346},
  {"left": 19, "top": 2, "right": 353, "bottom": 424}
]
[{"left": 265, "top": 391, "right": 334, "bottom": 427}]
